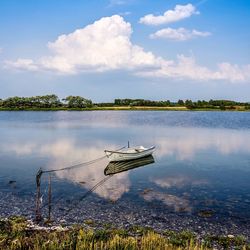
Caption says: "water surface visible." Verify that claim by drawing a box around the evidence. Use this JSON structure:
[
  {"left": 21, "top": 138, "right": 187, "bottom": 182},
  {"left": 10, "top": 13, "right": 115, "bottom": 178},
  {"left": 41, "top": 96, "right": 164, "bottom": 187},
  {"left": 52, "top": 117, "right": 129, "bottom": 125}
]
[{"left": 0, "top": 111, "right": 250, "bottom": 235}]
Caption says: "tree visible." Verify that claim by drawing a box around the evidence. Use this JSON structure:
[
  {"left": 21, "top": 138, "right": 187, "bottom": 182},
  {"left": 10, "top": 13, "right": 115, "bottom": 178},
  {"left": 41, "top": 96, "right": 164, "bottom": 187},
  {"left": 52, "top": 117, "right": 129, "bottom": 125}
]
[
  {"left": 63, "top": 96, "right": 92, "bottom": 108},
  {"left": 38, "top": 95, "right": 61, "bottom": 108},
  {"left": 114, "top": 99, "right": 121, "bottom": 105},
  {"left": 177, "top": 99, "right": 184, "bottom": 106},
  {"left": 185, "top": 99, "right": 194, "bottom": 109}
]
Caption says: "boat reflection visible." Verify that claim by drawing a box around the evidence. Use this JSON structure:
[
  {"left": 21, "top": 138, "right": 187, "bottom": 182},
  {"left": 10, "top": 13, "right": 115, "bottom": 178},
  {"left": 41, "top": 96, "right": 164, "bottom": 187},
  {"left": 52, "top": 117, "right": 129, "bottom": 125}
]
[{"left": 104, "top": 155, "right": 155, "bottom": 176}]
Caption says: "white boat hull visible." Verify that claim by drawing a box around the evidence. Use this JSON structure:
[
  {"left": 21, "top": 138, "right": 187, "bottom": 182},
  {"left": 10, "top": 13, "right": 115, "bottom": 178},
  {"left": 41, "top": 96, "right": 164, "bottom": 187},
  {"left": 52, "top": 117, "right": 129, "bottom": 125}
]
[{"left": 105, "top": 146, "right": 155, "bottom": 162}]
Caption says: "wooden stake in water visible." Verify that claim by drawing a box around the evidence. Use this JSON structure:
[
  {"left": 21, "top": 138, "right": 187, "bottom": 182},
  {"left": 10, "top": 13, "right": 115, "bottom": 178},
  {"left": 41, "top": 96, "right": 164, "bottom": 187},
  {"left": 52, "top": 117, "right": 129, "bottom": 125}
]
[
  {"left": 35, "top": 168, "right": 43, "bottom": 222},
  {"left": 48, "top": 174, "right": 52, "bottom": 222}
]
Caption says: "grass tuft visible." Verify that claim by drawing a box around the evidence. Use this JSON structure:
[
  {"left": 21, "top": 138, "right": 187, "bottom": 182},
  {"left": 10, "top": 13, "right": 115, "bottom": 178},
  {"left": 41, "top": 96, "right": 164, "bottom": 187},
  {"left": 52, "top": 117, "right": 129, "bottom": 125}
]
[{"left": 0, "top": 217, "right": 249, "bottom": 249}]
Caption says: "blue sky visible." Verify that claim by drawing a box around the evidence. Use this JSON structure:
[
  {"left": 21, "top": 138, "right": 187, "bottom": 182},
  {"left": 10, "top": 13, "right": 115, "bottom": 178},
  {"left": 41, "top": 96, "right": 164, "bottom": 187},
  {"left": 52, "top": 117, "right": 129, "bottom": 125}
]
[{"left": 0, "top": 0, "right": 249, "bottom": 102}]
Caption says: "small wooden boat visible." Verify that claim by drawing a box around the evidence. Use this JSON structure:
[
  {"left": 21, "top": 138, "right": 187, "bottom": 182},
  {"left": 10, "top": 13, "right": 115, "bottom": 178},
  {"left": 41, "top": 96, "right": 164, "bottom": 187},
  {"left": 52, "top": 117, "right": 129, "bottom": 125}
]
[
  {"left": 104, "top": 145, "right": 155, "bottom": 162},
  {"left": 104, "top": 155, "right": 155, "bottom": 175}
]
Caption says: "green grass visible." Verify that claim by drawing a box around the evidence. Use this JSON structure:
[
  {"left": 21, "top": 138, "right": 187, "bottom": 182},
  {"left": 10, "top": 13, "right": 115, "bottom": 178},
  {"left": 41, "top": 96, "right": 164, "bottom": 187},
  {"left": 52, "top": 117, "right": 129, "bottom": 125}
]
[{"left": 0, "top": 217, "right": 249, "bottom": 250}]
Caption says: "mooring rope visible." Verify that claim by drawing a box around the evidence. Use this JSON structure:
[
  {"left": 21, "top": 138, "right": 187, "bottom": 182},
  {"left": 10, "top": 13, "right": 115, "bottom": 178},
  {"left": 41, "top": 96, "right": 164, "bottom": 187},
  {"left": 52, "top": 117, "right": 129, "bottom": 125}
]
[
  {"left": 40, "top": 146, "right": 125, "bottom": 174},
  {"left": 41, "top": 175, "right": 112, "bottom": 210},
  {"left": 35, "top": 145, "right": 125, "bottom": 222},
  {"left": 57, "top": 175, "right": 114, "bottom": 221},
  {"left": 41, "top": 156, "right": 106, "bottom": 173}
]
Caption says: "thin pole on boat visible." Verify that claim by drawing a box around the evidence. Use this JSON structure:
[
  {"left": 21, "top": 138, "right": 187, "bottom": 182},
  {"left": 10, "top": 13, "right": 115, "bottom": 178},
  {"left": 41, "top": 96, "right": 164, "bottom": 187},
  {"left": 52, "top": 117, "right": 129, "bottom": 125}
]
[
  {"left": 48, "top": 174, "right": 52, "bottom": 222},
  {"left": 35, "top": 168, "right": 43, "bottom": 222}
]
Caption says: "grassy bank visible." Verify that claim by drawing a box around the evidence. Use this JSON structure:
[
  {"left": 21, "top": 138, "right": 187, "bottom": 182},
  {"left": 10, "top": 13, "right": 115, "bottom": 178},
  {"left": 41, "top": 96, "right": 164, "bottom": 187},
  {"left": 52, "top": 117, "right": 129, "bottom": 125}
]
[
  {"left": 0, "top": 106, "right": 250, "bottom": 111},
  {"left": 0, "top": 217, "right": 249, "bottom": 250}
]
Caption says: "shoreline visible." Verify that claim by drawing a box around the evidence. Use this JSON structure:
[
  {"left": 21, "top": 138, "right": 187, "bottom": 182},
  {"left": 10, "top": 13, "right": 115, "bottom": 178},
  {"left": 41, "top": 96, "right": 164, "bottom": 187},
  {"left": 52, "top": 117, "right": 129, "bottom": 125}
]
[
  {"left": 0, "top": 106, "right": 250, "bottom": 112},
  {"left": 1, "top": 189, "right": 250, "bottom": 243}
]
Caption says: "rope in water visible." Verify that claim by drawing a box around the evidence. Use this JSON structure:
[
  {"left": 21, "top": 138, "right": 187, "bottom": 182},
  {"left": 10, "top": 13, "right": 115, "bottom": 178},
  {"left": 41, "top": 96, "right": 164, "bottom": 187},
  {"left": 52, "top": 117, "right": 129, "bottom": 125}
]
[
  {"left": 40, "top": 146, "right": 125, "bottom": 174},
  {"left": 41, "top": 156, "right": 106, "bottom": 173},
  {"left": 38, "top": 146, "right": 126, "bottom": 215},
  {"left": 57, "top": 175, "right": 114, "bottom": 221},
  {"left": 41, "top": 174, "right": 112, "bottom": 210}
]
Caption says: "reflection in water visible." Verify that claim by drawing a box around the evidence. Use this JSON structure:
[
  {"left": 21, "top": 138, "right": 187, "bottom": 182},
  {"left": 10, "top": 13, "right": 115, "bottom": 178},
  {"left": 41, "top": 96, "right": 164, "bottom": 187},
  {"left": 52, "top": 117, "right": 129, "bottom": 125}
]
[
  {"left": 1, "top": 139, "right": 132, "bottom": 201},
  {"left": 1, "top": 111, "right": 250, "bottom": 222},
  {"left": 41, "top": 141, "right": 131, "bottom": 201},
  {"left": 104, "top": 155, "right": 155, "bottom": 175},
  {"left": 155, "top": 128, "right": 250, "bottom": 161},
  {"left": 2, "top": 128, "right": 250, "bottom": 163},
  {"left": 152, "top": 175, "right": 208, "bottom": 189},
  {"left": 1, "top": 127, "right": 250, "bottom": 203},
  {"left": 141, "top": 190, "right": 191, "bottom": 212},
  {"left": 59, "top": 162, "right": 130, "bottom": 201}
]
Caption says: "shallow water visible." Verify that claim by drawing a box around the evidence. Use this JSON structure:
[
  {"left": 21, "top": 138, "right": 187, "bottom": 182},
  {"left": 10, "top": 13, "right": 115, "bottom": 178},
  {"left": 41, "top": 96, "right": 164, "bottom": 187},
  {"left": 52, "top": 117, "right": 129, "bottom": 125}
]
[{"left": 1, "top": 111, "right": 250, "bottom": 235}]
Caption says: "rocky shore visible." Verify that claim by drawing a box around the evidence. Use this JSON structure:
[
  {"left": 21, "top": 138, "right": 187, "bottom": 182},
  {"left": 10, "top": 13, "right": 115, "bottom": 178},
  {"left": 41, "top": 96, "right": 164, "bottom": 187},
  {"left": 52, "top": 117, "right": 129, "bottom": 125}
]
[{"left": 1, "top": 189, "right": 250, "bottom": 242}]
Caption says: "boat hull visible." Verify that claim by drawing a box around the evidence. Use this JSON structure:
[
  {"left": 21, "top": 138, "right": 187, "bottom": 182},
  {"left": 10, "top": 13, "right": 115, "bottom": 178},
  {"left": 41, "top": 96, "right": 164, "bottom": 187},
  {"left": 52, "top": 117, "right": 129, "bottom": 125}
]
[{"left": 105, "top": 146, "right": 155, "bottom": 162}]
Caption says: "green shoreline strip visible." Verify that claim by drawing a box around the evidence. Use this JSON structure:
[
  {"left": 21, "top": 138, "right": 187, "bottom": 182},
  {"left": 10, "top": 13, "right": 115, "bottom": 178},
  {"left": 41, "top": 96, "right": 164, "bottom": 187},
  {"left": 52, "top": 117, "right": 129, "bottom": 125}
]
[
  {"left": 1, "top": 95, "right": 250, "bottom": 111},
  {"left": 0, "top": 107, "right": 249, "bottom": 111},
  {"left": 0, "top": 217, "right": 249, "bottom": 249}
]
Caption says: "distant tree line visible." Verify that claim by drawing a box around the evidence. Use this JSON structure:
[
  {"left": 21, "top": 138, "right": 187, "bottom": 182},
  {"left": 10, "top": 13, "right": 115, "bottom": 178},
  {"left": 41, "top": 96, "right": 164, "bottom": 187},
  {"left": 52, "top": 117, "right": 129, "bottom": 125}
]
[
  {"left": 177, "top": 99, "right": 250, "bottom": 110},
  {"left": 101, "top": 98, "right": 250, "bottom": 110},
  {"left": 0, "top": 95, "right": 249, "bottom": 110},
  {"left": 0, "top": 95, "right": 93, "bottom": 109},
  {"left": 113, "top": 99, "right": 171, "bottom": 107}
]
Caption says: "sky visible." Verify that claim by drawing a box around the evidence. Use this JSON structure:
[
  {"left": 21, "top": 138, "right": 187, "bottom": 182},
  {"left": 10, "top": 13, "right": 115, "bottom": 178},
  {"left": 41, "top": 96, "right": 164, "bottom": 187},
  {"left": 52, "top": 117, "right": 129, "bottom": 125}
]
[{"left": 0, "top": 0, "right": 250, "bottom": 102}]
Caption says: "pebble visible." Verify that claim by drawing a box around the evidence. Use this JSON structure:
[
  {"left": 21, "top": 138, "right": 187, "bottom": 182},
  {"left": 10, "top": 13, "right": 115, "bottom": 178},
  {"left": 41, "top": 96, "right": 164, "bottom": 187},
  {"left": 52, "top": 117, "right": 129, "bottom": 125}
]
[{"left": 0, "top": 190, "right": 250, "bottom": 240}]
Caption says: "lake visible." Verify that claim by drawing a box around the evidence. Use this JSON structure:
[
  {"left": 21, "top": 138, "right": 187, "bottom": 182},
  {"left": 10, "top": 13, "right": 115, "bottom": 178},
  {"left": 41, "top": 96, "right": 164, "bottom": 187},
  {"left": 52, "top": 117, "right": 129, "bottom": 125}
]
[{"left": 0, "top": 111, "right": 250, "bottom": 236}]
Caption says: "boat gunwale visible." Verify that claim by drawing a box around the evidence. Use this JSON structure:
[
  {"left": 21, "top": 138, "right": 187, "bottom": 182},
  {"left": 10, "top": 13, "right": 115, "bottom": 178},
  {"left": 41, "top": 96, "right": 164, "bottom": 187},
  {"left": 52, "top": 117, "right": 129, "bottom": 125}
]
[{"left": 104, "top": 146, "right": 155, "bottom": 155}]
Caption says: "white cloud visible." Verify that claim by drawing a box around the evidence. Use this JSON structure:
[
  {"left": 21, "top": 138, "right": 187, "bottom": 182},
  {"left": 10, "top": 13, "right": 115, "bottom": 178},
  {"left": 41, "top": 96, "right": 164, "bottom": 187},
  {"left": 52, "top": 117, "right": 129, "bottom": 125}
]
[
  {"left": 5, "top": 15, "right": 250, "bottom": 83},
  {"left": 150, "top": 27, "right": 211, "bottom": 41},
  {"left": 137, "top": 55, "right": 250, "bottom": 82},
  {"left": 217, "top": 63, "right": 250, "bottom": 82},
  {"left": 139, "top": 4, "right": 199, "bottom": 26},
  {"left": 36, "top": 15, "right": 159, "bottom": 74},
  {"left": 5, "top": 58, "right": 38, "bottom": 71}
]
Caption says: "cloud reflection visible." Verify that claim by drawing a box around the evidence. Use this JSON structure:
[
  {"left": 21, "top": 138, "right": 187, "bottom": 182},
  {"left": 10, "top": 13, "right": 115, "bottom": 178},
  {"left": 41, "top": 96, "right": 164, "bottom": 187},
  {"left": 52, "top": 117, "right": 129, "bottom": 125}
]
[
  {"left": 41, "top": 140, "right": 131, "bottom": 201},
  {"left": 152, "top": 175, "right": 208, "bottom": 189},
  {"left": 141, "top": 190, "right": 191, "bottom": 212},
  {"left": 2, "top": 126, "right": 250, "bottom": 202},
  {"left": 1, "top": 139, "right": 130, "bottom": 201},
  {"left": 2, "top": 142, "right": 38, "bottom": 155},
  {"left": 154, "top": 128, "right": 250, "bottom": 160}
]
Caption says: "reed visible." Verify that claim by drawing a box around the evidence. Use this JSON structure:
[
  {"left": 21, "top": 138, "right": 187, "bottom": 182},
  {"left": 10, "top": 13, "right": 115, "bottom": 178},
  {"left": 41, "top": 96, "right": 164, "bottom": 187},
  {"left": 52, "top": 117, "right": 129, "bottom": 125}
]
[{"left": 0, "top": 217, "right": 248, "bottom": 250}]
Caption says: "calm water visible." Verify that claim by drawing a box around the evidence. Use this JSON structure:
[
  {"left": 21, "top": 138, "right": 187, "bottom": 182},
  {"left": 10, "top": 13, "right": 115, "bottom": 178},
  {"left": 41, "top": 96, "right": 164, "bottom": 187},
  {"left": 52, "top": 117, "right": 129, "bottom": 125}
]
[{"left": 1, "top": 111, "right": 250, "bottom": 233}]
